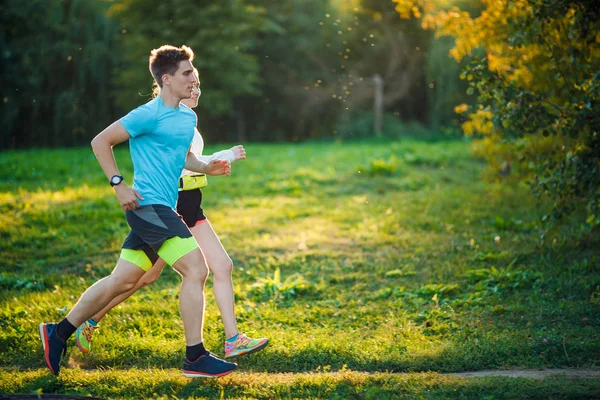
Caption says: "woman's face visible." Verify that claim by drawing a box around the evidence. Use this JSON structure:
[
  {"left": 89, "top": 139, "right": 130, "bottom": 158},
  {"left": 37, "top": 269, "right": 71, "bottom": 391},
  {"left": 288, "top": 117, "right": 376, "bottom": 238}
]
[{"left": 181, "top": 85, "right": 200, "bottom": 109}]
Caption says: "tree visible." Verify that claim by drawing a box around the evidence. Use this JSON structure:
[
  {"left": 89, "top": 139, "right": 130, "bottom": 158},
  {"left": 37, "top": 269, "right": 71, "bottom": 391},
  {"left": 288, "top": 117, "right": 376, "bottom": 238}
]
[
  {"left": 1, "top": 0, "right": 120, "bottom": 148},
  {"left": 246, "top": 0, "right": 441, "bottom": 141},
  {"left": 108, "top": 0, "right": 268, "bottom": 142}
]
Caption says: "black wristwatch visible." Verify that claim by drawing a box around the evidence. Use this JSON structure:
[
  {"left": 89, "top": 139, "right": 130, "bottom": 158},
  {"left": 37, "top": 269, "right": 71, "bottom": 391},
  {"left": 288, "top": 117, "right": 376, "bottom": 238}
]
[{"left": 109, "top": 175, "right": 124, "bottom": 187}]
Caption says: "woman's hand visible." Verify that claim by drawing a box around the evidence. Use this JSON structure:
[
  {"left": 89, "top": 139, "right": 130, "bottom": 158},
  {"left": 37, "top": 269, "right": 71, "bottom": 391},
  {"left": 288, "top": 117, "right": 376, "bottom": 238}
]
[{"left": 230, "top": 145, "right": 246, "bottom": 161}]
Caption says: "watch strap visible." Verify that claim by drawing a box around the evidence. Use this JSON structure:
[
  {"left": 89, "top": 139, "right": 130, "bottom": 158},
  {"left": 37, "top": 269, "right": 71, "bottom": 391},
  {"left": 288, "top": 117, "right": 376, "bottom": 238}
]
[{"left": 110, "top": 175, "right": 124, "bottom": 186}]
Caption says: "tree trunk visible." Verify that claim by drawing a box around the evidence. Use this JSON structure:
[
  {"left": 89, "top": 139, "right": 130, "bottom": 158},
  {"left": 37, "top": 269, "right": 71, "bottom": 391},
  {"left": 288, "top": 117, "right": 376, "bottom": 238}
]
[{"left": 236, "top": 104, "right": 246, "bottom": 143}]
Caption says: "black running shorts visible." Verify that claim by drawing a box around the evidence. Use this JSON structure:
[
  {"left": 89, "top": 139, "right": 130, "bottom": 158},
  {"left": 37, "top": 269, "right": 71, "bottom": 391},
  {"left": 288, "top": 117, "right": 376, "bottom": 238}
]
[
  {"left": 176, "top": 189, "right": 206, "bottom": 227},
  {"left": 122, "top": 204, "right": 194, "bottom": 264}
]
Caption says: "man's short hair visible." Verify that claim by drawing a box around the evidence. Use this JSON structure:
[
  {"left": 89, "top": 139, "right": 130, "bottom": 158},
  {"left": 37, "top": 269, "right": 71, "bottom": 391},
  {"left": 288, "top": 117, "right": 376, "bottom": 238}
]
[{"left": 149, "top": 45, "right": 195, "bottom": 88}]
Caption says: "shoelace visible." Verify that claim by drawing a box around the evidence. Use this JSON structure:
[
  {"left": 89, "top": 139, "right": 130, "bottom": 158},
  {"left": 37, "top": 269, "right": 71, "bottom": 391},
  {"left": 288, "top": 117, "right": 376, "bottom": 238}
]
[
  {"left": 235, "top": 334, "right": 252, "bottom": 348},
  {"left": 82, "top": 324, "right": 97, "bottom": 342}
]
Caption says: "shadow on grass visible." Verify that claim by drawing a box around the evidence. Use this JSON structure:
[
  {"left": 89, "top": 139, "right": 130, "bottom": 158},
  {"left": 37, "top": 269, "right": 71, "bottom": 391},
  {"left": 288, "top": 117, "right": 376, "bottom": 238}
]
[
  {"left": 9, "top": 370, "right": 398, "bottom": 400},
  {"left": 6, "top": 369, "right": 600, "bottom": 400},
  {"left": 48, "top": 336, "right": 596, "bottom": 375},
  {"left": 1, "top": 395, "right": 104, "bottom": 400}
]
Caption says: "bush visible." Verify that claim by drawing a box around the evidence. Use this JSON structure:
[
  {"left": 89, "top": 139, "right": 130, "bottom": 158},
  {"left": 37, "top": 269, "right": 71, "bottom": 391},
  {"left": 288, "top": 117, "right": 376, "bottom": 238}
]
[
  {"left": 335, "top": 112, "right": 437, "bottom": 140},
  {"left": 394, "top": 0, "right": 600, "bottom": 235}
]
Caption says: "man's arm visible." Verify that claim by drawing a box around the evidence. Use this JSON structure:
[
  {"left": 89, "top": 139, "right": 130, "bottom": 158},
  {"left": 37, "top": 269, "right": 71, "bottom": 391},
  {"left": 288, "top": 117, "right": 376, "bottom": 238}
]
[
  {"left": 91, "top": 121, "right": 144, "bottom": 211},
  {"left": 185, "top": 151, "right": 231, "bottom": 176}
]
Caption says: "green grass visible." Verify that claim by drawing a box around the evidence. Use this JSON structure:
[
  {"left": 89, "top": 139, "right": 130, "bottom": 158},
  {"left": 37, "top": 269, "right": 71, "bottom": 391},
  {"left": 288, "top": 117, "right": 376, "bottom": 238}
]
[{"left": 1, "top": 139, "right": 599, "bottom": 399}]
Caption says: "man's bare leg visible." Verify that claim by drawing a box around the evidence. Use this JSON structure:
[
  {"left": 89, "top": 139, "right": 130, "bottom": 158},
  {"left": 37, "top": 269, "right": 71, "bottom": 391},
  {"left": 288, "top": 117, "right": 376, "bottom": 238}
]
[
  {"left": 170, "top": 248, "right": 209, "bottom": 346},
  {"left": 39, "top": 258, "right": 146, "bottom": 375},
  {"left": 168, "top": 245, "right": 236, "bottom": 378}
]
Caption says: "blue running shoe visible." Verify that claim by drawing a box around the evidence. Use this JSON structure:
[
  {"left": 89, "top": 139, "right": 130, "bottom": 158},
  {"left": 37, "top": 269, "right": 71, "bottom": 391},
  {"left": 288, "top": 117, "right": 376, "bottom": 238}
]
[
  {"left": 39, "top": 323, "right": 67, "bottom": 375},
  {"left": 182, "top": 351, "right": 237, "bottom": 378}
]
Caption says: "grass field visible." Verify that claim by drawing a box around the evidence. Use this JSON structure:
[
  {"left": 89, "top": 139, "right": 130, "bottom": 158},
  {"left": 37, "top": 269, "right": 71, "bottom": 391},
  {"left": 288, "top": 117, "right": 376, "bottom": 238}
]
[{"left": 1, "top": 139, "right": 599, "bottom": 399}]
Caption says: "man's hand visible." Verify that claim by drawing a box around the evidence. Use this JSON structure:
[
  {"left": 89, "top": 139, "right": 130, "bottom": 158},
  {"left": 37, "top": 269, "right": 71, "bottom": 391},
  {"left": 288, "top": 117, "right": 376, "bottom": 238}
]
[
  {"left": 205, "top": 159, "right": 231, "bottom": 176},
  {"left": 114, "top": 183, "right": 144, "bottom": 211},
  {"left": 230, "top": 145, "right": 246, "bottom": 161}
]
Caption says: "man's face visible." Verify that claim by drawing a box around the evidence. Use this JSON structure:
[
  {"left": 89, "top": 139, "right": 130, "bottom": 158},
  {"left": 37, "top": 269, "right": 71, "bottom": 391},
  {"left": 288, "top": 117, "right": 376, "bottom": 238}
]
[{"left": 165, "top": 60, "right": 197, "bottom": 100}]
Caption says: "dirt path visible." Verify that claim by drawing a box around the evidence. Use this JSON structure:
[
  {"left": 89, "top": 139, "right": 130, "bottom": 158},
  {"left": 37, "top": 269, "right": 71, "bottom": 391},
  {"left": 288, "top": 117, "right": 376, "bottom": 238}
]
[{"left": 448, "top": 369, "right": 600, "bottom": 379}]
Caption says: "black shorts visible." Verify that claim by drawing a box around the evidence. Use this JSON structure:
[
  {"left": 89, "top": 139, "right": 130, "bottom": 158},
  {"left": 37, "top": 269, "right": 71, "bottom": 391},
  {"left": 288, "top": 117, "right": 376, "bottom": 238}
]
[
  {"left": 122, "top": 204, "right": 193, "bottom": 264},
  {"left": 177, "top": 189, "right": 206, "bottom": 227}
]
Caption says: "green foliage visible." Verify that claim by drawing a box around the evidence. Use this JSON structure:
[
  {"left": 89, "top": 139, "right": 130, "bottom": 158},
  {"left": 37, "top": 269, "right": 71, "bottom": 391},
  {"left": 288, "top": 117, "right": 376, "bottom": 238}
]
[
  {"left": 591, "top": 286, "right": 600, "bottom": 305},
  {"left": 109, "top": 0, "right": 268, "bottom": 119},
  {"left": 1, "top": 0, "right": 120, "bottom": 148},
  {"left": 336, "top": 111, "right": 403, "bottom": 139},
  {"left": 0, "top": 274, "right": 50, "bottom": 292},
  {"left": 336, "top": 111, "right": 443, "bottom": 142},
  {"left": 426, "top": 36, "right": 467, "bottom": 131},
  {"left": 248, "top": 0, "right": 464, "bottom": 141},
  {"left": 247, "top": 267, "right": 313, "bottom": 303},
  {"left": 460, "top": 0, "right": 600, "bottom": 234},
  {"left": 360, "top": 155, "right": 402, "bottom": 176},
  {"left": 2, "top": 0, "right": 464, "bottom": 147}
]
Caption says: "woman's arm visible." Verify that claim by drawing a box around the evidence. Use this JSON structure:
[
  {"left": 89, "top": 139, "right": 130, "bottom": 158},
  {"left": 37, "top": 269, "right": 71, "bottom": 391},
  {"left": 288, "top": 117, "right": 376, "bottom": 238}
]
[{"left": 204, "top": 145, "right": 246, "bottom": 163}]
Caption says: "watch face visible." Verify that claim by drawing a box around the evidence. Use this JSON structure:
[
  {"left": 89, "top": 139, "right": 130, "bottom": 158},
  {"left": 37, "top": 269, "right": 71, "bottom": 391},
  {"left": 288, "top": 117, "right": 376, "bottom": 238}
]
[{"left": 111, "top": 176, "right": 123, "bottom": 185}]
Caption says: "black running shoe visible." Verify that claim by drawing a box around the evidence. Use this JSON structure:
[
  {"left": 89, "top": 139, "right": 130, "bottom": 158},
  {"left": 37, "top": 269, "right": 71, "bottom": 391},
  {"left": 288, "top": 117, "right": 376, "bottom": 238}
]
[
  {"left": 39, "top": 323, "right": 67, "bottom": 375},
  {"left": 182, "top": 351, "right": 237, "bottom": 378}
]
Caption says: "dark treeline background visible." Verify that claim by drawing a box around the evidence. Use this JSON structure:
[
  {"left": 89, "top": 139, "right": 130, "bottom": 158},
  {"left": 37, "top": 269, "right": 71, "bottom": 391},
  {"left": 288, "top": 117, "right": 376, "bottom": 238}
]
[{"left": 1, "top": 0, "right": 471, "bottom": 149}]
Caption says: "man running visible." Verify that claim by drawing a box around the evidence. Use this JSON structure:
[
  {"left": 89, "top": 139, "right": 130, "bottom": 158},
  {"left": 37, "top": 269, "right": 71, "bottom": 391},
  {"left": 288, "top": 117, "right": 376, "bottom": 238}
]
[
  {"left": 39, "top": 45, "right": 236, "bottom": 378},
  {"left": 75, "top": 76, "right": 268, "bottom": 359}
]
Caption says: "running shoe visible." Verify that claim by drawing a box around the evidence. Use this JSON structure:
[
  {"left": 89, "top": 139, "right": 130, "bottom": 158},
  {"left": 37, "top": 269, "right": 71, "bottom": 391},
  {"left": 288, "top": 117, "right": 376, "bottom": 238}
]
[
  {"left": 182, "top": 351, "right": 237, "bottom": 378},
  {"left": 75, "top": 320, "right": 98, "bottom": 354},
  {"left": 225, "top": 333, "right": 269, "bottom": 358},
  {"left": 39, "top": 323, "right": 67, "bottom": 376}
]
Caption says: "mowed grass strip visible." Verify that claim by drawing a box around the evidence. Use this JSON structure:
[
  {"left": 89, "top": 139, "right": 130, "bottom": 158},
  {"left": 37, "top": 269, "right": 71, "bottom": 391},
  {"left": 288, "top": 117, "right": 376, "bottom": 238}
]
[
  {"left": 1, "top": 140, "right": 599, "bottom": 395},
  {"left": 1, "top": 369, "right": 599, "bottom": 400}
]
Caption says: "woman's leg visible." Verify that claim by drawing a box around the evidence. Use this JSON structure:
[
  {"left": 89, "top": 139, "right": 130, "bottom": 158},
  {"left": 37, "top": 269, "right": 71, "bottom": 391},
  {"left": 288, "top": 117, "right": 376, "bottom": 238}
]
[
  {"left": 191, "top": 220, "right": 238, "bottom": 339},
  {"left": 181, "top": 189, "right": 267, "bottom": 357},
  {"left": 91, "top": 259, "right": 167, "bottom": 322}
]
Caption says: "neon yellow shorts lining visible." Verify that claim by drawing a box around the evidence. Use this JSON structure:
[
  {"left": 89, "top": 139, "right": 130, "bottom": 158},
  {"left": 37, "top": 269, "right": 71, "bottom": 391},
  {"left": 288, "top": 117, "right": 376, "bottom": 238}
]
[
  {"left": 120, "top": 248, "right": 153, "bottom": 271},
  {"left": 157, "top": 236, "right": 199, "bottom": 267}
]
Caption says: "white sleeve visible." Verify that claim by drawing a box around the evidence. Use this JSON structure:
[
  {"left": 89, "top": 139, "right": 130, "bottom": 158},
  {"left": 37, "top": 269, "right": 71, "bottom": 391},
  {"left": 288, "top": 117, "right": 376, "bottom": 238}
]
[{"left": 206, "top": 149, "right": 236, "bottom": 163}]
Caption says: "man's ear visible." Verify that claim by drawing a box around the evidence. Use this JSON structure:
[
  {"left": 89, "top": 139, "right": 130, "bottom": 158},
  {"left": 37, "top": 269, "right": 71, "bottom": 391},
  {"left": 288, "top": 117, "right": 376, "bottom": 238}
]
[{"left": 162, "top": 74, "right": 170, "bottom": 87}]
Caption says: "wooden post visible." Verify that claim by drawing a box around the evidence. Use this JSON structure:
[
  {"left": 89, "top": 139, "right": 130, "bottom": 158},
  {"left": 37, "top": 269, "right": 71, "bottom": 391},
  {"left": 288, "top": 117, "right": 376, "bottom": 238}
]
[{"left": 373, "top": 74, "right": 383, "bottom": 136}]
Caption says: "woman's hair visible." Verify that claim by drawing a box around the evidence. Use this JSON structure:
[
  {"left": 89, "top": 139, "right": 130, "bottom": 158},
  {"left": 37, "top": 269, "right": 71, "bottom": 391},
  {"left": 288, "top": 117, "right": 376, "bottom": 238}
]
[
  {"left": 152, "top": 67, "right": 199, "bottom": 98},
  {"left": 148, "top": 45, "right": 195, "bottom": 88}
]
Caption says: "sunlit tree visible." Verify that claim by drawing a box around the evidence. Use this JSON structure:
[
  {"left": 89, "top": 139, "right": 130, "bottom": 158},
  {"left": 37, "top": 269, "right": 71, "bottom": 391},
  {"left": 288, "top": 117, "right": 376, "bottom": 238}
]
[{"left": 394, "top": 0, "right": 600, "bottom": 232}]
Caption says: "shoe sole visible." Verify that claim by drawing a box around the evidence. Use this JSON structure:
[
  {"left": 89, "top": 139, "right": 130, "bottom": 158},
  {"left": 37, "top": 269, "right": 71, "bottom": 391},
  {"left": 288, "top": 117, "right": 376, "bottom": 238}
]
[
  {"left": 225, "top": 339, "right": 269, "bottom": 359},
  {"left": 75, "top": 333, "right": 89, "bottom": 354},
  {"left": 39, "top": 324, "right": 57, "bottom": 375},
  {"left": 182, "top": 368, "right": 235, "bottom": 378}
]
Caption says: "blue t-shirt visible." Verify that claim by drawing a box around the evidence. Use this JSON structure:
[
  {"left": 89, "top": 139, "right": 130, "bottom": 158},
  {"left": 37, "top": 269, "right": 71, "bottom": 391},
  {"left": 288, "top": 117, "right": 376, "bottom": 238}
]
[{"left": 120, "top": 96, "right": 196, "bottom": 209}]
